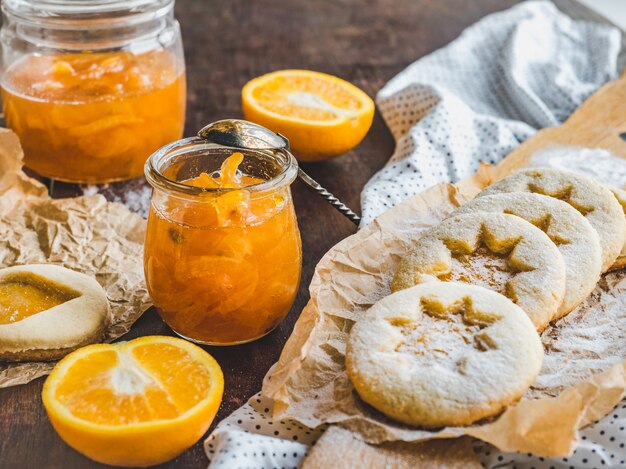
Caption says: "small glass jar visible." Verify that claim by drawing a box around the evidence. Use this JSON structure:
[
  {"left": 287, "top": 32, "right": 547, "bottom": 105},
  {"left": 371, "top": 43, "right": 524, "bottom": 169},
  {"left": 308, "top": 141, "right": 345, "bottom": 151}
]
[
  {"left": 0, "top": 0, "right": 186, "bottom": 183},
  {"left": 144, "top": 137, "right": 302, "bottom": 345}
]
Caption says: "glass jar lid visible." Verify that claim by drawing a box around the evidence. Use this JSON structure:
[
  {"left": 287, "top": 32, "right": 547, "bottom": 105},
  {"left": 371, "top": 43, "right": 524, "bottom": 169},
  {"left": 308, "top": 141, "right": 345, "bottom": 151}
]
[
  {"left": 1, "top": 0, "right": 177, "bottom": 50},
  {"left": 2, "top": 0, "right": 173, "bottom": 24}
]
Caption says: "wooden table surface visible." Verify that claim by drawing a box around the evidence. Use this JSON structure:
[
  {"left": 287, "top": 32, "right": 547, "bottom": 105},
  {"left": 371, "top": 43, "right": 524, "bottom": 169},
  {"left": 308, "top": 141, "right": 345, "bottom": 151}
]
[{"left": 3, "top": 0, "right": 608, "bottom": 467}]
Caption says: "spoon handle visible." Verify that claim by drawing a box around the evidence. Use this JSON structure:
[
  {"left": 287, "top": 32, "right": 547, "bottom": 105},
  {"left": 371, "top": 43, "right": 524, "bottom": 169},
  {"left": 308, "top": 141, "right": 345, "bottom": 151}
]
[{"left": 297, "top": 168, "right": 361, "bottom": 225}]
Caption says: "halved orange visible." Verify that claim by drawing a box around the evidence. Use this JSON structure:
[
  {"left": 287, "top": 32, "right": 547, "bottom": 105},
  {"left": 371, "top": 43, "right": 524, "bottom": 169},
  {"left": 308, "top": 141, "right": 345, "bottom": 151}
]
[
  {"left": 242, "top": 69, "right": 375, "bottom": 161},
  {"left": 42, "top": 336, "right": 224, "bottom": 467}
]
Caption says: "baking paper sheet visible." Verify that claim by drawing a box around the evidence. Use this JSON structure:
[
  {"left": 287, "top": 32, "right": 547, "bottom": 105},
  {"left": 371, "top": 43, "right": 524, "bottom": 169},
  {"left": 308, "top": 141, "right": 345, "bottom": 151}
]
[
  {"left": 0, "top": 129, "right": 151, "bottom": 387},
  {"left": 263, "top": 161, "right": 626, "bottom": 457}
]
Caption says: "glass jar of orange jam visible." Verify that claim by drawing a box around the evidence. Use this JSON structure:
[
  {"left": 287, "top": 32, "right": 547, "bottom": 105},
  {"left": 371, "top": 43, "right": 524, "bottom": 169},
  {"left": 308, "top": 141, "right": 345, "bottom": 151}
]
[
  {"left": 0, "top": 0, "right": 186, "bottom": 183},
  {"left": 144, "top": 137, "right": 302, "bottom": 345}
]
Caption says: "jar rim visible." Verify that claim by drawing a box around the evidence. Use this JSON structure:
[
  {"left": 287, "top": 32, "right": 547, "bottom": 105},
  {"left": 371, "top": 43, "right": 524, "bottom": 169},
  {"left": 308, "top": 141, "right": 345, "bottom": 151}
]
[
  {"left": 145, "top": 137, "right": 299, "bottom": 197},
  {"left": 2, "top": 0, "right": 173, "bottom": 25}
]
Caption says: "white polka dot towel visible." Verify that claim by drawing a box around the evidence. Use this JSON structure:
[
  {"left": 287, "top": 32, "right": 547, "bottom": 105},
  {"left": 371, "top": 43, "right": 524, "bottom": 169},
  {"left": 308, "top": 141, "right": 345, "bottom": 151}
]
[
  {"left": 204, "top": 392, "right": 326, "bottom": 469},
  {"left": 360, "top": 0, "right": 620, "bottom": 226},
  {"left": 205, "top": 2, "right": 624, "bottom": 468}
]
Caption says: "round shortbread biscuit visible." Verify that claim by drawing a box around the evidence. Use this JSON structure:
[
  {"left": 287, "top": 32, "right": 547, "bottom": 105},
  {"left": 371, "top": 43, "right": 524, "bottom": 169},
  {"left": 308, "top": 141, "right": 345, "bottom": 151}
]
[
  {"left": 609, "top": 187, "right": 626, "bottom": 271},
  {"left": 0, "top": 264, "right": 110, "bottom": 362},
  {"left": 456, "top": 193, "right": 602, "bottom": 319},
  {"left": 478, "top": 168, "right": 626, "bottom": 272},
  {"left": 391, "top": 212, "right": 566, "bottom": 331},
  {"left": 346, "top": 282, "right": 543, "bottom": 428}
]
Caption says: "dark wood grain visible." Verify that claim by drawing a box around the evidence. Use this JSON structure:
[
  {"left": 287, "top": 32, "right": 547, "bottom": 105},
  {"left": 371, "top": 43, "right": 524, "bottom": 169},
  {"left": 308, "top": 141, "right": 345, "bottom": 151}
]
[{"left": 0, "top": 0, "right": 522, "bottom": 467}]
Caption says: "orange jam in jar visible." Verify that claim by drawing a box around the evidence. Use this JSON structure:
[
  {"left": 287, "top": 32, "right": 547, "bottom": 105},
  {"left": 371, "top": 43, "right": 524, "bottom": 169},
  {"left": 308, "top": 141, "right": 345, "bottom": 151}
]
[
  {"left": 2, "top": 52, "right": 185, "bottom": 182},
  {"left": 0, "top": 0, "right": 185, "bottom": 183},
  {"left": 144, "top": 138, "right": 302, "bottom": 345}
]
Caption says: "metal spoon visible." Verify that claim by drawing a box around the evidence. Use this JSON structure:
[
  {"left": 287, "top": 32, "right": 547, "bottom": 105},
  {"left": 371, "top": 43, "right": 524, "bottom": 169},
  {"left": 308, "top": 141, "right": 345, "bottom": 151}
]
[{"left": 198, "top": 119, "right": 361, "bottom": 225}]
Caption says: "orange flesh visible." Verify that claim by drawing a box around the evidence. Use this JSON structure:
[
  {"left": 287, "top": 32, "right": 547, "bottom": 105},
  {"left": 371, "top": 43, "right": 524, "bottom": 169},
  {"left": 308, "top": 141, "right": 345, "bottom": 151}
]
[
  {"left": 1, "top": 51, "right": 186, "bottom": 182},
  {"left": 144, "top": 153, "right": 302, "bottom": 344},
  {"left": 0, "top": 274, "right": 79, "bottom": 324},
  {"left": 54, "top": 343, "right": 212, "bottom": 425},
  {"left": 250, "top": 74, "right": 363, "bottom": 121}
]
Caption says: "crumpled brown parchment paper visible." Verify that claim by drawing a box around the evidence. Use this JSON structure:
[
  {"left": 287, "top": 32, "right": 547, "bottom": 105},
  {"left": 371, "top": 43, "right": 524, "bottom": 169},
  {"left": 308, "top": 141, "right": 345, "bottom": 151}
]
[
  {"left": 0, "top": 128, "right": 152, "bottom": 387},
  {"left": 262, "top": 160, "right": 626, "bottom": 458}
]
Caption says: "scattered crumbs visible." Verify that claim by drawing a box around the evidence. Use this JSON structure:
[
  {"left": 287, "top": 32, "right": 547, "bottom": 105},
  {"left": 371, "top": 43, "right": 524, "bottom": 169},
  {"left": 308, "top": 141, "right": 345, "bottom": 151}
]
[
  {"left": 111, "top": 185, "right": 152, "bottom": 218},
  {"left": 81, "top": 184, "right": 102, "bottom": 197},
  {"left": 80, "top": 181, "right": 152, "bottom": 219},
  {"left": 531, "top": 146, "right": 626, "bottom": 188}
]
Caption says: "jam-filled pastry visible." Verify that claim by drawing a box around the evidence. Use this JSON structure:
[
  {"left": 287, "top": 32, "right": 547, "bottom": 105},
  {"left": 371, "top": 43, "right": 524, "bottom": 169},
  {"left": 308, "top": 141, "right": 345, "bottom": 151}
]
[{"left": 0, "top": 264, "right": 110, "bottom": 362}]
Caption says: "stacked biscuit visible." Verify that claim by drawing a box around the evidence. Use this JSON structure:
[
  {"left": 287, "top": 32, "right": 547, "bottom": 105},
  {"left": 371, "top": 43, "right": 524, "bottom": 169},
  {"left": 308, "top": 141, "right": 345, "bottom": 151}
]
[{"left": 346, "top": 168, "right": 626, "bottom": 428}]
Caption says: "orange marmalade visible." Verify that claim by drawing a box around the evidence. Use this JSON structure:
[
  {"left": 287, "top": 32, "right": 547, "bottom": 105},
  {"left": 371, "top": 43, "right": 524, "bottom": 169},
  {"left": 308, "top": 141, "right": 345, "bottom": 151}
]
[
  {"left": 144, "top": 152, "right": 302, "bottom": 345},
  {"left": 0, "top": 273, "right": 79, "bottom": 325},
  {"left": 1, "top": 50, "right": 186, "bottom": 182}
]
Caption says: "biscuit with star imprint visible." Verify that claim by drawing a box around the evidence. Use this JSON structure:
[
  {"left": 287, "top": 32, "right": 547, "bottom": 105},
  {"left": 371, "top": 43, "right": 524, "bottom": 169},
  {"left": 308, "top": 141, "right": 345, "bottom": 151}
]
[
  {"left": 391, "top": 212, "right": 566, "bottom": 331},
  {"left": 478, "top": 168, "right": 625, "bottom": 272},
  {"left": 455, "top": 192, "right": 602, "bottom": 318},
  {"left": 346, "top": 282, "right": 543, "bottom": 428},
  {"left": 609, "top": 187, "right": 626, "bottom": 271}
]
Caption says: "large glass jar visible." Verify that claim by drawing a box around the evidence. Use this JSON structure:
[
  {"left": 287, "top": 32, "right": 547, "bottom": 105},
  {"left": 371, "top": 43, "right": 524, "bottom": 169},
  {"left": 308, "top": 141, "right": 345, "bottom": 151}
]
[
  {"left": 0, "top": 0, "right": 186, "bottom": 183},
  {"left": 144, "top": 137, "right": 302, "bottom": 345}
]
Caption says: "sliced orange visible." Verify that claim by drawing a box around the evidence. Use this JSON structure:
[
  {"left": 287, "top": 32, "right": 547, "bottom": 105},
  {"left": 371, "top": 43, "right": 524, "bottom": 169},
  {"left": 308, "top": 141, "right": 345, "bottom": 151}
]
[
  {"left": 242, "top": 69, "right": 375, "bottom": 161},
  {"left": 42, "top": 336, "right": 224, "bottom": 467}
]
